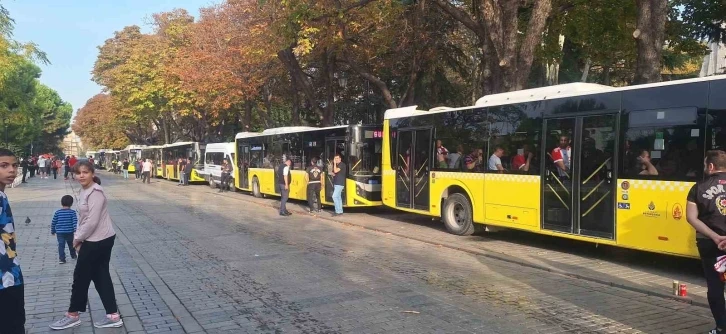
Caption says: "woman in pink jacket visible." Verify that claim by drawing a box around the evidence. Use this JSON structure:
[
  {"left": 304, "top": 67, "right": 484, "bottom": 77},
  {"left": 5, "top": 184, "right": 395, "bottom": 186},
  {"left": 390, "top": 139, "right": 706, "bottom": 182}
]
[{"left": 50, "top": 160, "right": 123, "bottom": 330}]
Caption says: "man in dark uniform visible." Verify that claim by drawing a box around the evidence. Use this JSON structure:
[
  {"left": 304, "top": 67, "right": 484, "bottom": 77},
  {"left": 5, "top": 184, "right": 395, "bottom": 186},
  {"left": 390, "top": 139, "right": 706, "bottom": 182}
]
[
  {"left": 305, "top": 157, "right": 322, "bottom": 213},
  {"left": 686, "top": 150, "right": 726, "bottom": 334},
  {"left": 277, "top": 157, "right": 292, "bottom": 216}
]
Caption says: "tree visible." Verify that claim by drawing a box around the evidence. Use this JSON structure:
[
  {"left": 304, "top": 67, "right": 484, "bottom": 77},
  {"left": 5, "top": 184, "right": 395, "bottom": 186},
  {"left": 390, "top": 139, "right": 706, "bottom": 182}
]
[
  {"left": 433, "top": 0, "right": 553, "bottom": 93},
  {"left": 633, "top": 0, "right": 668, "bottom": 84},
  {"left": 72, "top": 94, "right": 130, "bottom": 149}
]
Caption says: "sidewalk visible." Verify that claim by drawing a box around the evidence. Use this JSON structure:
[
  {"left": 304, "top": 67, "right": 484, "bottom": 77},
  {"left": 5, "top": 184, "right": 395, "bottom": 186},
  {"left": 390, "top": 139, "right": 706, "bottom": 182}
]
[
  {"left": 208, "top": 184, "right": 712, "bottom": 309},
  {"left": 9, "top": 177, "right": 186, "bottom": 334}
]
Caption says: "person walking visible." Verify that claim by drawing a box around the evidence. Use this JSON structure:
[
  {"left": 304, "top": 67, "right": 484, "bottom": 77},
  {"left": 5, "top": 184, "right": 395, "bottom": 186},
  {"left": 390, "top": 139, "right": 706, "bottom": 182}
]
[
  {"left": 183, "top": 158, "right": 193, "bottom": 186},
  {"left": 305, "top": 157, "right": 322, "bottom": 213},
  {"left": 50, "top": 161, "right": 123, "bottom": 330},
  {"left": 69, "top": 156, "right": 77, "bottom": 180},
  {"left": 219, "top": 160, "right": 231, "bottom": 192},
  {"left": 277, "top": 157, "right": 292, "bottom": 216},
  {"left": 63, "top": 156, "right": 71, "bottom": 180},
  {"left": 51, "top": 195, "right": 78, "bottom": 264},
  {"left": 0, "top": 148, "right": 26, "bottom": 334},
  {"left": 37, "top": 156, "right": 46, "bottom": 179},
  {"left": 134, "top": 160, "right": 141, "bottom": 180},
  {"left": 177, "top": 158, "right": 185, "bottom": 186},
  {"left": 29, "top": 156, "right": 36, "bottom": 178},
  {"left": 142, "top": 159, "right": 152, "bottom": 184},
  {"left": 331, "top": 154, "right": 346, "bottom": 217},
  {"left": 20, "top": 157, "right": 29, "bottom": 183},
  {"left": 52, "top": 158, "right": 61, "bottom": 179},
  {"left": 121, "top": 159, "right": 129, "bottom": 180}
]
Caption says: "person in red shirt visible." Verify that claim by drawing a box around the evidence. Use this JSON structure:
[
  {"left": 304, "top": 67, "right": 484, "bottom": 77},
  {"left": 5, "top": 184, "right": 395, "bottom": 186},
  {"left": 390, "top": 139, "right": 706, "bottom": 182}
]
[
  {"left": 551, "top": 136, "right": 571, "bottom": 178},
  {"left": 512, "top": 144, "right": 534, "bottom": 173},
  {"left": 69, "top": 156, "right": 78, "bottom": 180}
]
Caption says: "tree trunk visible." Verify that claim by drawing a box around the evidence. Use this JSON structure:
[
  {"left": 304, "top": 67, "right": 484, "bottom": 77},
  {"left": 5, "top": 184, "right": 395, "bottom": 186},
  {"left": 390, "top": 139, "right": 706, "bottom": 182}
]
[
  {"left": 243, "top": 100, "right": 253, "bottom": 131},
  {"left": 581, "top": 58, "right": 592, "bottom": 82},
  {"left": 433, "top": 0, "right": 553, "bottom": 94},
  {"left": 633, "top": 0, "right": 667, "bottom": 84},
  {"left": 322, "top": 50, "right": 336, "bottom": 126},
  {"left": 290, "top": 75, "right": 301, "bottom": 125},
  {"left": 277, "top": 47, "right": 327, "bottom": 123}
]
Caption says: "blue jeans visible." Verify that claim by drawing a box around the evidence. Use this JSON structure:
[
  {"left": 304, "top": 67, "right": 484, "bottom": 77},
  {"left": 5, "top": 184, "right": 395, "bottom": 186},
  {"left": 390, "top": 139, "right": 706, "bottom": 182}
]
[
  {"left": 122, "top": 169, "right": 129, "bottom": 179},
  {"left": 179, "top": 172, "right": 186, "bottom": 185},
  {"left": 332, "top": 185, "right": 344, "bottom": 214},
  {"left": 56, "top": 233, "right": 76, "bottom": 261}
]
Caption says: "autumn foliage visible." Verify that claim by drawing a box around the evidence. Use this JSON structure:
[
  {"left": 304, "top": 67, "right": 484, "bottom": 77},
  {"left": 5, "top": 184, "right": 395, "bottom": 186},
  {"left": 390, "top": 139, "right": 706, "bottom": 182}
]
[{"left": 76, "top": 0, "right": 711, "bottom": 149}]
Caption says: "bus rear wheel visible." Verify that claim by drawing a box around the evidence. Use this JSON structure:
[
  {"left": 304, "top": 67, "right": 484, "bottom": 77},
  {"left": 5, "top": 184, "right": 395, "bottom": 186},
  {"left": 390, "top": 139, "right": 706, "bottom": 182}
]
[
  {"left": 252, "top": 177, "right": 262, "bottom": 198},
  {"left": 442, "top": 193, "right": 475, "bottom": 236}
]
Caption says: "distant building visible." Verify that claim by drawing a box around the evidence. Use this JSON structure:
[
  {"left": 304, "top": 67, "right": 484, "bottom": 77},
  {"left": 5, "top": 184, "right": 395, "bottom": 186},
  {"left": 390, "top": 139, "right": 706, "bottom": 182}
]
[
  {"left": 62, "top": 130, "right": 84, "bottom": 157},
  {"left": 700, "top": 41, "right": 726, "bottom": 77}
]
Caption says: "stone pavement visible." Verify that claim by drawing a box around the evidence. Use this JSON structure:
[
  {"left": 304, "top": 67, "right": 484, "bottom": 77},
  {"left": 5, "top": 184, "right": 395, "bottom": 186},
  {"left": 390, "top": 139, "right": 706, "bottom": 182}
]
[
  {"left": 8, "top": 172, "right": 718, "bottom": 333},
  {"left": 223, "top": 182, "right": 711, "bottom": 308}
]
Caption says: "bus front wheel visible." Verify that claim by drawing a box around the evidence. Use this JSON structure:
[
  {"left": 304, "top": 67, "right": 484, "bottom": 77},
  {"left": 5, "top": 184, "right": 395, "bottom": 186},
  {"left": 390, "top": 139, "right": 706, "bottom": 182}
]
[
  {"left": 442, "top": 193, "right": 475, "bottom": 236},
  {"left": 208, "top": 176, "right": 216, "bottom": 189},
  {"left": 252, "top": 177, "right": 262, "bottom": 198}
]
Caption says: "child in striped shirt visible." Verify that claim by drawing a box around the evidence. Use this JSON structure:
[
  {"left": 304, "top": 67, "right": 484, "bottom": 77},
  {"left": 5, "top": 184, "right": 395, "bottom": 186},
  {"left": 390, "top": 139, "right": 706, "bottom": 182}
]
[{"left": 51, "top": 195, "right": 78, "bottom": 264}]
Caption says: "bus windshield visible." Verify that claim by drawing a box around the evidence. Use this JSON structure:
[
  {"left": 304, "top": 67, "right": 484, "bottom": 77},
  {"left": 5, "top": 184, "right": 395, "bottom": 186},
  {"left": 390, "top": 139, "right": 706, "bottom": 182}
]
[{"left": 349, "top": 128, "right": 382, "bottom": 176}]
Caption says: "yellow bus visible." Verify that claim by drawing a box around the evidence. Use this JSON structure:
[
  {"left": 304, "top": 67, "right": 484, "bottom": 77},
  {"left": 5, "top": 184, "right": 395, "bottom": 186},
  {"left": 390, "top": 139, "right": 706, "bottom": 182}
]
[
  {"left": 160, "top": 142, "right": 205, "bottom": 182},
  {"left": 234, "top": 125, "right": 383, "bottom": 207},
  {"left": 119, "top": 145, "right": 145, "bottom": 174},
  {"left": 140, "top": 145, "right": 163, "bottom": 177},
  {"left": 382, "top": 75, "right": 726, "bottom": 258}
]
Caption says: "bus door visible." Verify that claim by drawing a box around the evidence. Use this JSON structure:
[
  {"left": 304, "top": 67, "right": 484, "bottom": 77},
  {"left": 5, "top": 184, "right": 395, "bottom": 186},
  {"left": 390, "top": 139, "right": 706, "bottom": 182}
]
[
  {"left": 542, "top": 114, "right": 617, "bottom": 239},
  {"left": 395, "top": 128, "right": 432, "bottom": 210},
  {"left": 240, "top": 145, "right": 250, "bottom": 189},
  {"left": 325, "top": 138, "right": 346, "bottom": 204}
]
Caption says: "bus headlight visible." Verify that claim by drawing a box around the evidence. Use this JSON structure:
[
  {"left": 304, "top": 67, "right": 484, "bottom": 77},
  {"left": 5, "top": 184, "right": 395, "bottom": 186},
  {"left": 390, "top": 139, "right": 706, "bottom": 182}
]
[{"left": 356, "top": 184, "right": 364, "bottom": 196}]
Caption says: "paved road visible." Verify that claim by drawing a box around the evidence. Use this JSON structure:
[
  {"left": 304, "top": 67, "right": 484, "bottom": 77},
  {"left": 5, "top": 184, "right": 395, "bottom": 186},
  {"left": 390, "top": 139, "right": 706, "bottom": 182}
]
[{"left": 9, "top": 173, "right": 717, "bottom": 333}]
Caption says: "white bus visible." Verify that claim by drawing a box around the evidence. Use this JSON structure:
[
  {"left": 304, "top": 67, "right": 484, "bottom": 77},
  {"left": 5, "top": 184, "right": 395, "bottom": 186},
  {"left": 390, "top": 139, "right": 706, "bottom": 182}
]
[{"left": 199, "top": 142, "right": 237, "bottom": 189}]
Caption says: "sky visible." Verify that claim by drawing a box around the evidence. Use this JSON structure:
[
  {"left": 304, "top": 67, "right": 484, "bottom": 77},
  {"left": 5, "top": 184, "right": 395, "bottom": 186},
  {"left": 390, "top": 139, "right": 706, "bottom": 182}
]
[{"left": 3, "top": 0, "right": 219, "bottom": 118}]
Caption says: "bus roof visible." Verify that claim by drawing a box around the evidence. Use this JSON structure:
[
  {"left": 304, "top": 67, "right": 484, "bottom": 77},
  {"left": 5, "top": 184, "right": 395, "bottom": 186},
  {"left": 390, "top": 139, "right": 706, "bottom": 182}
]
[
  {"left": 384, "top": 74, "right": 726, "bottom": 119},
  {"left": 123, "top": 145, "right": 147, "bottom": 150},
  {"left": 234, "top": 125, "right": 349, "bottom": 139},
  {"left": 162, "top": 142, "right": 195, "bottom": 148},
  {"left": 141, "top": 145, "right": 163, "bottom": 149},
  {"left": 205, "top": 142, "right": 234, "bottom": 151}
]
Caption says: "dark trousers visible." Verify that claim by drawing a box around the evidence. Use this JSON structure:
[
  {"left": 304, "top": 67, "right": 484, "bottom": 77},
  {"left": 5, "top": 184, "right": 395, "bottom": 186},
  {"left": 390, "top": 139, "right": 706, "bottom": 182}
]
[
  {"left": 135, "top": 169, "right": 141, "bottom": 179},
  {"left": 142, "top": 171, "right": 150, "bottom": 183},
  {"left": 52, "top": 167, "right": 58, "bottom": 179},
  {"left": 0, "top": 285, "right": 25, "bottom": 334},
  {"left": 29, "top": 167, "right": 35, "bottom": 177},
  {"left": 220, "top": 173, "right": 230, "bottom": 191},
  {"left": 307, "top": 183, "right": 321, "bottom": 211},
  {"left": 57, "top": 233, "right": 77, "bottom": 261},
  {"left": 64, "top": 166, "right": 70, "bottom": 179},
  {"left": 69, "top": 235, "right": 117, "bottom": 314},
  {"left": 279, "top": 186, "right": 290, "bottom": 214},
  {"left": 21, "top": 167, "right": 27, "bottom": 182},
  {"left": 698, "top": 238, "right": 726, "bottom": 329}
]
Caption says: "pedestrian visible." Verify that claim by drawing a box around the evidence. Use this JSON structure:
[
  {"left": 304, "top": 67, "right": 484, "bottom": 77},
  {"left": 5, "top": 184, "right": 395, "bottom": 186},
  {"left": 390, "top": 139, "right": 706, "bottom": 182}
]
[
  {"left": 69, "top": 156, "right": 77, "bottom": 180},
  {"left": 134, "top": 160, "right": 141, "bottom": 180},
  {"left": 177, "top": 158, "right": 185, "bottom": 186},
  {"left": 305, "top": 157, "right": 322, "bottom": 213},
  {"left": 50, "top": 161, "right": 123, "bottom": 330},
  {"left": 45, "top": 156, "right": 52, "bottom": 178},
  {"left": 29, "top": 156, "right": 36, "bottom": 178},
  {"left": 183, "top": 158, "right": 193, "bottom": 186},
  {"left": 687, "top": 150, "right": 726, "bottom": 334},
  {"left": 219, "top": 160, "right": 231, "bottom": 192},
  {"left": 142, "top": 159, "right": 152, "bottom": 184},
  {"left": 63, "top": 156, "right": 71, "bottom": 180},
  {"left": 121, "top": 159, "right": 129, "bottom": 180},
  {"left": 52, "top": 157, "right": 61, "bottom": 180},
  {"left": 331, "top": 154, "right": 346, "bottom": 217},
  {"left": 0, "top": 148, "right": 25, "bottom": 334},
  {"left": 51, "top": 195, "right": 78, "bottom": 264},
  {"left": 20, "top": 157, "right": 29, "bottom": 183},
  {"left": 277, "top": 157, "right": 292, "bottom": 216},
  {"left": 116, "top": 160, "right": 123, "bottom": 176},
  {"left": 38, "top": 155, "right": 46, "bottom": 179}
]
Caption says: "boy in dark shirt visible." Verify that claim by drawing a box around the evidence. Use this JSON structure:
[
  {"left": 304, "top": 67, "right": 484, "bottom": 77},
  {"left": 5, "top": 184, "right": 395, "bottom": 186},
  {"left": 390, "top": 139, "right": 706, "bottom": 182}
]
[
  {"left": 0, "top": 148, "right": 25, "bottom": 334},
  {"left": 305, "top": 157, "right": 322, "bottom": 213},
  {"left": 51, "top": 195, "right": 78, "bottom": 264}
]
